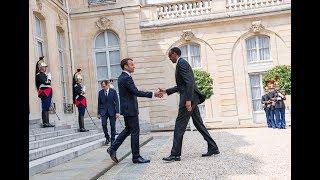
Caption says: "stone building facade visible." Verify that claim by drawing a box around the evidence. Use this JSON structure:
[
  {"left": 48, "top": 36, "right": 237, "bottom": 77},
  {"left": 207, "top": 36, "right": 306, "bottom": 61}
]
[{"left": 29, "top": 0, "right": 291, "bottom": 130}]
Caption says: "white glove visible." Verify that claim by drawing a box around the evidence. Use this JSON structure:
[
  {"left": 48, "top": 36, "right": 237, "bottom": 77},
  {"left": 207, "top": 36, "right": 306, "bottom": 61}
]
[
  {"left": 278, "top": 92, "right": 284, "bottom": 98},
  {"left": 276, "top": 97, "right": 282, "bottom": 100},
  {"left": 46, "top": 73, "right": 52, "bottom": 81},
  {"left": 82, "top": 85, "right": 86, "bottom": 93}
]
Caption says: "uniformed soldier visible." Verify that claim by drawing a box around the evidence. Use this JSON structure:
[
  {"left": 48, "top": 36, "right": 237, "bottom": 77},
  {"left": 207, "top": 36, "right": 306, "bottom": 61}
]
[
  {"left": 73, "top": 69, "right": 89, "bottom": 132},
  {"left": 35, "top": 56, "right": 55, "bottom": 128}
]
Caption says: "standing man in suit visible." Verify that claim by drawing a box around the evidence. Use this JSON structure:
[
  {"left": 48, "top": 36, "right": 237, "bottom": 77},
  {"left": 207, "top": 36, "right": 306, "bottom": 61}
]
[
  {"left": 98, "top": 80, "right": 120, "bottom": 145},
  {"left": 160, "top": 47, "right": 219, "bottom": 162},
  {"left": 107, "top": 58, "right": 163, "bottom": 164}
]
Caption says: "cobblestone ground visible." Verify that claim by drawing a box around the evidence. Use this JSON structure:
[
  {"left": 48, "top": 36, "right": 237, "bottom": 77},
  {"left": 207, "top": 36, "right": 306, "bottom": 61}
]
[
  {"left": 140, "top": 127, "right": 291, "bottom": 179},
  {"left": 101, "top": 127, "right": 291, "bottom": 180}
]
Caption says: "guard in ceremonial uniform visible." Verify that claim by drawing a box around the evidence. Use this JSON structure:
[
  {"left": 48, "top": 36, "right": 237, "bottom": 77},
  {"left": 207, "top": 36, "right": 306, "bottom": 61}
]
[
  {"left": 73, "top": 69, "right": 89, "bottom": 132},
  {"left": 35, "top": 56, "right": 55, "bottom": 128}
]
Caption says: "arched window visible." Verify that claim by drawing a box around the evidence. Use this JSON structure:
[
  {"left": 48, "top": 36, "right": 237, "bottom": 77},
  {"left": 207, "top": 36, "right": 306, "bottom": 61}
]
[
  {"left": 57, "top": 30, "right": 68, "bottom": 107},
  {"left": 34, "top": 15, "right": 45, "bottom": 59},
  {"left": 178, "top": 43, "right": 205, "bottom": 120},
  {"left": 93, "top": 31, "right": 121, "bottom": 92},
  {"left": 245, "top": 35, "right": 270, "bottom": 62},
  {"left": 179, "top": 43, "right": 201, "bottom": 68}
]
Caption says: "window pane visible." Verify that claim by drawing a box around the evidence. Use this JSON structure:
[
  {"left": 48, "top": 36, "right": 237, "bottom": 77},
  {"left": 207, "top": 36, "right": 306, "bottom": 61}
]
[
  {"left": 190, "top": 44, "right": 200, "bottom": 68},
  {"left": 198, "top": 104, "right": 206, "bottom": 119},
  {"left": 107, "top": 31, "right": 119, "bottom": 46},
  {"left": 59, "top": 51, "right": 64, "bottom": 66},
  {"left": 253, "top": 100, "right": 262, "bottom": 111},
  {"left": 35, "top": 16, "right": 42, "bottom": 37},
  {"left": 250, "top": 74, "right": 262, "bottom": 111},
  {"left": 180, "top": 45, "right": 188, "bottom": 59},
  {"left": 110, "top": 65, "right": 122, "bottom": 79},
  {"left": 97, "top": 66, "right": 108, "bottom": 81},
  {"left": 57, "top": 32, "right": 64, "bottom": 49},
  {"left": 249, "top": 75, "right": 260, "bottom": 87},
  {"left": 246, "top": 37, "right": 257, "bottom": 62},
  {"left": 109, "top": 50, "right": 120, "bottom": 65},
  {"left": 258, "top": 36, "right": 270, "bottom": 60},
  {"left": 62, "top": 83, "right": 67, "bottom": 103},
  {"left": 95, "top": 52, "right": 107, "bottom": 66},
  {"left": 37, "top": 41, "right": 44, "bottom": 57},
  {"left": 95, "top": 32, "right": 106, "bottom": 48},
  {"left": 110, "top": 79, "right": 119, "bottom": 92}
]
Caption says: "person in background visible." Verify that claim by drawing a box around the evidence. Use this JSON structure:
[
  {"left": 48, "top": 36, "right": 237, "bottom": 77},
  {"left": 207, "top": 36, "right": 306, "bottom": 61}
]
[
  {"left": 261, "top": 86, "right": 276, "bottom": 128},
  {"left": 35, "top": 56, "right": 55, "bottom": 128}
]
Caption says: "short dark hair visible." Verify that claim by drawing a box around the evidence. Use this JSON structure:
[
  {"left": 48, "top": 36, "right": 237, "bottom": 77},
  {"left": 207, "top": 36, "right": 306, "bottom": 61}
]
[
  {"left": 170, "top": 47, "right": 181, "bottom": 56},
  {"left": 100, "top": 80, "right": 109, "bottom": 85},
  {"left": 121, "top": 58, "right": 133, "bottom": 70}
]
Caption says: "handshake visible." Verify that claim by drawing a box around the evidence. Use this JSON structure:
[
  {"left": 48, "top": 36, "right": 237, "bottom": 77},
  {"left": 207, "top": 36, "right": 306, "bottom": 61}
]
[{"left": 154, "top": 88, "right": 166, "bottom": 98}]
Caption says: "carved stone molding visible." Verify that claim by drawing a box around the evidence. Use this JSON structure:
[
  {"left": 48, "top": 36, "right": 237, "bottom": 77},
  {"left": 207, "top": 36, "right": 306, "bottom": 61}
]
[
  {"left": 36, "top": 0, "right": 43, "bottom": 10},
  {"left": 249, "top": 21, "right": 265, "bottom": 33},
  {"left": 181, "top": 29, "right": 195, "bottom": 41},
  {"left": 96, "top": 17, "right": 112, "bottom": 31},
  {"left": 58, "top": 15, "right": 63, "bottom": 25}
]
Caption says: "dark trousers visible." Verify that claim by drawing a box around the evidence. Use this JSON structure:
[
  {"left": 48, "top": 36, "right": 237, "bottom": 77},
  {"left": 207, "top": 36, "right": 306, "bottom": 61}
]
[
  {"left": 171, "top": 104, "right": 219, "bottom": 157},
  {"left": 264, "top": 108, "right": 276, "bottom": 128},
  {"left": 78, "top": 106, "right": 86, "bottom": 117},
  {"left": 274, "top": 108, "right": 286, "bottom": 128},
  {"left": 41, "top": 92, "right": 52, "bottom": 111},
  {"left": 110, "top": 116, "right": 140, "bottom": 159},
  {"left": 101, "top": 114, "right": 116, "bottom": 143}
]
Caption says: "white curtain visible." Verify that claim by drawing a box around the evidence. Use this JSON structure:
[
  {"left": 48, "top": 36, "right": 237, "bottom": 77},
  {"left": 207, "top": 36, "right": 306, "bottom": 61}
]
[
  {"left": 249, "top": 74, "right": 263, "bottom": 111},
  {"left": 245, "top": 37, "right": 257, "bottom": 62},
  {"left": 95, "top": 33, "right": 105, "bottom": 48},
  {"left": 258, "top": 36, "right": 270, "bottom": 60},
  {"left": 35, "top": 16, "right": 42, "bottom": 37},
  {"left": 180, "top": 45, "right": 188, "bottom": 61},
  {"left": 190, "top": 44, "right": 201, "bottom": 68}
]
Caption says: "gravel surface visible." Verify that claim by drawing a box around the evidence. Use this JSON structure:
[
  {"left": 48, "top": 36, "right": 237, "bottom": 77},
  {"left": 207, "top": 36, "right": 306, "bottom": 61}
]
[{"left": 138, "top": 127, "right": 291, "bottom": 179}]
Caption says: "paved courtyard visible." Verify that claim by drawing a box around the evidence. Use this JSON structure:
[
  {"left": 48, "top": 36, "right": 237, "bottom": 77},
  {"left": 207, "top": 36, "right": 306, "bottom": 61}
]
[{"left": 98, "top": 127, "right": 291, "bottom": 179}]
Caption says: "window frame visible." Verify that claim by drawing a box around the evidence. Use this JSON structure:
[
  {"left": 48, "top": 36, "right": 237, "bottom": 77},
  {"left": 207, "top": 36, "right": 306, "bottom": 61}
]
[
  {"left": 57, "top": 31, "right": 68, "bottom": 106},
  {"left": 245, "top": 35, "right": 271, "bottom": 63},
  {"left": 249, "top": 73, "right": 266, "bottom": 112},
  {"left": 93, "top": 31, "right": 121, "bottom": 93},
  {"left": 34, "top": 15, "right": 45, "bottom": 59}
]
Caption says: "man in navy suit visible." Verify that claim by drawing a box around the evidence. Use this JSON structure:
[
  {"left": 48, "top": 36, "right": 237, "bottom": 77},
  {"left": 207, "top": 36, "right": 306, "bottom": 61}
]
[
  {"left": 98, "top": 80, "right": 120, "bottom": 145},
  {"left": 107, "top": 58, "right": 163, "bottom": 164}
]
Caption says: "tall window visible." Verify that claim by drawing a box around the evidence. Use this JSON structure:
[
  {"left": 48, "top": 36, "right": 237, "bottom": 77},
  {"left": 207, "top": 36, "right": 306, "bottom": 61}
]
[
  {"left": 249, "top": 73, "right": 265, "bottom": 111},
  {"left": 57, "top": 31, "right": 67, "bottom": 105},
  {"left": 94, "top": 31, "right": 121, "bottom": 92},
  {"left": 179, "top": 43, "right": 205, "bottom": 119},
  {"left": 180, "top": 43, "right": 201, "bottom": 68},
  {"left": 34, "top": 15, "right": 45, "bottom": 59},
  {"left": 245, "top": 35, "right": 270, "bottom": 62}
]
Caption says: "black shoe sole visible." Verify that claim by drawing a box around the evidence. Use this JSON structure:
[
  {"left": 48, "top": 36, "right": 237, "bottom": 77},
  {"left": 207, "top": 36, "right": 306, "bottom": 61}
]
[{"left": 132, "top": 161, "right": 150, "bottom": 164}]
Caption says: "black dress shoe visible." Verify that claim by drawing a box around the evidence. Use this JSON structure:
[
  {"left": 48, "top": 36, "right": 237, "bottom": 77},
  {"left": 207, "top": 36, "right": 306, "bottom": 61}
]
[
  {"left": 104, "top": 139, "right": 110, "bottom": 146},
  {"left": 202, "top": 149, "right": 220, "bottom": 157},
  {"left": 107, "top": 147, "right": 118, "bottom": 163},
  {"left": 132, "top": 156, "right": 150, "bottom": 164},
  {"left": 162, "top": 155, "right": 181, "bottom": 162},
  {"left": 79, "top": 128, "right": 89, "bottom": 132}
]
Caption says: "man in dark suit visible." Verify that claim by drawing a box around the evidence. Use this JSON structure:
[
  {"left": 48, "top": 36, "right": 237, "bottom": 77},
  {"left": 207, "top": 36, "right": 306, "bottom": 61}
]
[
  {"left": 160, "top": 47, "right": 219, "bottom": 162},
  {"left": 107, "top": 58, "right": 163, "bottom": 164},
  {"left": 98, "top": 80, "right": 120, "bottom": 145}
]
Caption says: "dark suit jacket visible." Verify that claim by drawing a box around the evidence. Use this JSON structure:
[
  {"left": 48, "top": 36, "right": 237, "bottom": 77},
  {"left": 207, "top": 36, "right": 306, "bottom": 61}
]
[
  {"left": 98, "top": 88, "right": 119, "bottom": 116},
  {"left": 118, "top": 72, "right": 152, "bottom": 116},
  {"left": 166, "top": 58, "right": 205, "bottom": 107}
]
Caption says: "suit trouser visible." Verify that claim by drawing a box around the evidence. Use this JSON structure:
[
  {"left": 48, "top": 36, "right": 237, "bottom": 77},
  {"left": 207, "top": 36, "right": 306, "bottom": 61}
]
[
  {"left": 171, "top": 104, "right": 219, "bottom": 156},
  {"left": 101, "top": 115, "right": 116, "bottom": 143},
  {"left": 110, "top": 116, "right": 140, "bottom": 159}
]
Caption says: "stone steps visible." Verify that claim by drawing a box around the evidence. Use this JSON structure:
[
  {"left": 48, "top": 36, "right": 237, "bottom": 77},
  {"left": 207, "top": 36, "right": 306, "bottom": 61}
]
[
  {"left": 29, "top": 138, "right": 105, "bottom": 176},
  {"left": 29, "top": 130, "right": 99, "bottom": 150},
  {"left": 29, "top": 133, "right": 105, "bottom": 161},
  {"left": 29, "top": 125, "right": 71, "bottom": 135},
  {"left": 29, "top": 128, "right": 78, "bottom": 142}
]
